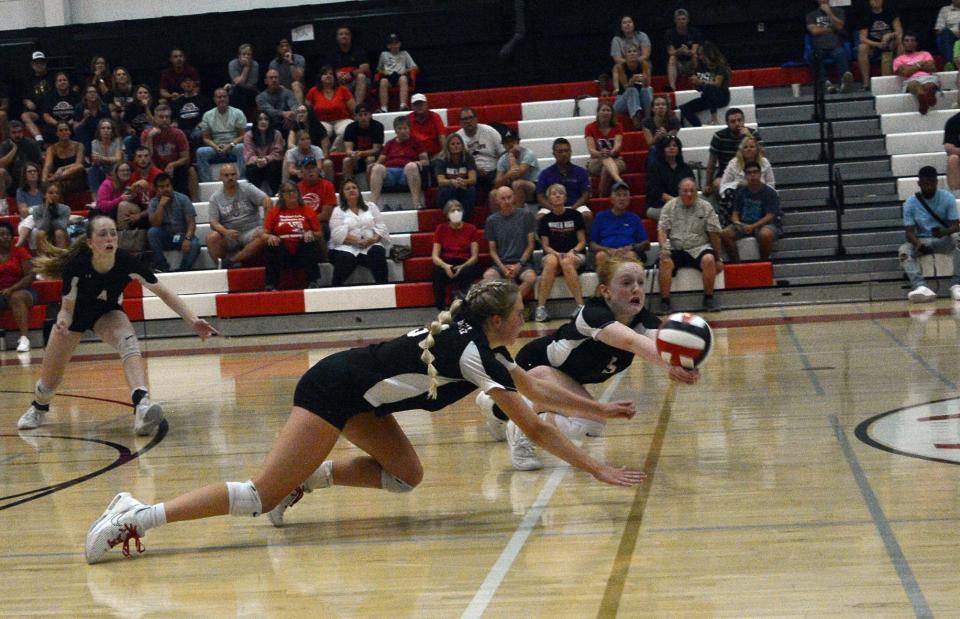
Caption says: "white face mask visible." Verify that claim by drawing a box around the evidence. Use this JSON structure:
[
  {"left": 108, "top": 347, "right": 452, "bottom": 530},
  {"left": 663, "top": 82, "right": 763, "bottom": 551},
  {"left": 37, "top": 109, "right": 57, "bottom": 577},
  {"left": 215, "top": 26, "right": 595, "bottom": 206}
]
[{"left": 448, "top": 210, "right": 463, "bottom": 224}]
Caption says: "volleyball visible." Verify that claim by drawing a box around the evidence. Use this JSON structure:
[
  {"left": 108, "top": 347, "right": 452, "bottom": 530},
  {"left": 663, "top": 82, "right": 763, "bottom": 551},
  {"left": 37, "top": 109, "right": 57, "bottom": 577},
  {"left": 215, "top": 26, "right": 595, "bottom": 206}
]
[{"left": 655, "top": 312, "right": 713, "bottom": 369}]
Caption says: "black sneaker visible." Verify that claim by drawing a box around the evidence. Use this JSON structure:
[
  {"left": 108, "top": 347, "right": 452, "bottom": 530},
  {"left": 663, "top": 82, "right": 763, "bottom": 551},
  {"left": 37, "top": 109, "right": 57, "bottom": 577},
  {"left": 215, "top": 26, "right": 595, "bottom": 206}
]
[
  {"left": 658, "top": 298, "right": 672, "bottom": 314},
  {"left": 703, "top": 295, "right": 719, "bottom": 311}
]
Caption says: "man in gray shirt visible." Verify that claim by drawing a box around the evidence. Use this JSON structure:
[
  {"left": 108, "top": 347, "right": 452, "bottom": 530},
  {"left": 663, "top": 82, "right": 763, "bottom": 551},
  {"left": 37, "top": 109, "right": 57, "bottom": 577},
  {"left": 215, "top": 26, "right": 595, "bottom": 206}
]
[
  {"left": 658, "top": 178, "right": 723, "bottom": 312},
  {"left": 255, "top": 69, "right": 298, "bottom": 132},
  {"left": 483, "top": 186, "right": 537, "bottom": 301},
  {"left": 206, "top": 163, "right": 273, "bottom": 268},
  {"left": 147, "top": 173, "right": 199, "bottom": 272},
  {"left": 806, "top": 0, "right": 853, "bottom": 93}
]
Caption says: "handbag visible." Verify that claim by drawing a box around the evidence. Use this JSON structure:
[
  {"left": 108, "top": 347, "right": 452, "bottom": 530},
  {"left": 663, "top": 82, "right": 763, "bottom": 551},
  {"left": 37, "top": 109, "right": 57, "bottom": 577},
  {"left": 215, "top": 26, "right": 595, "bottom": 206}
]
[{"left": 388, "top": 244, "right": 412, "bottom": 262}]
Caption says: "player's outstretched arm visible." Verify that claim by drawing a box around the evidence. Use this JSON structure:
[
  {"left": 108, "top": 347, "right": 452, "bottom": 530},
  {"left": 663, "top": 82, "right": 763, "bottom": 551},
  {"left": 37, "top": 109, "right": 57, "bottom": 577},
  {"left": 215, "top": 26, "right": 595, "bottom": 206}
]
[
  {"left": 142, "top": 280, "right": 219, "bottom": 341},
  {"left": 511, "top": 365, "right": 636, "bottom": 422},
  {"left": 598, "top": 321, "right": 699, "bottom": 384}
]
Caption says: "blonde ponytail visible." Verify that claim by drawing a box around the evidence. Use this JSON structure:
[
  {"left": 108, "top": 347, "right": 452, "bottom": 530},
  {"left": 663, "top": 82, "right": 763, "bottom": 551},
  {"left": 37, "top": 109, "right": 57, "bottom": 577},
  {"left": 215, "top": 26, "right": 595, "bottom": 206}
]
[{"left": 419, "top": 299, "right": 463, "bottom": 399}]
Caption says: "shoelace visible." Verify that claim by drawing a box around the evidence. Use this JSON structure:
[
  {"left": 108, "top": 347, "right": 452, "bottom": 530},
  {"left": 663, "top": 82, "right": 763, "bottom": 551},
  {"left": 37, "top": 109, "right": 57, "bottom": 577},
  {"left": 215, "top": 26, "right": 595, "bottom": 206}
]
[
  {"left": 109, "top": 524, "right": 144, "bottom": 558},
  {"left": 286, "top": 486, "right": 305, "bottom": 509}
]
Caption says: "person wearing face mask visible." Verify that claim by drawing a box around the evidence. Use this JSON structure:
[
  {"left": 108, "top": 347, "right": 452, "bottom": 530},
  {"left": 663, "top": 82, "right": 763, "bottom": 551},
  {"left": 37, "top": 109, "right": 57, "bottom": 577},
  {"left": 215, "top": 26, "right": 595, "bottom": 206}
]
[
  {"left": 476, "top": 256, "right": 699, "bottom": 470},
  {"left": 433, "top": 133, "right": 477, "bottom": 223},
  {"left": 431, "top": 200, "right": 480, "bottom": 310}
]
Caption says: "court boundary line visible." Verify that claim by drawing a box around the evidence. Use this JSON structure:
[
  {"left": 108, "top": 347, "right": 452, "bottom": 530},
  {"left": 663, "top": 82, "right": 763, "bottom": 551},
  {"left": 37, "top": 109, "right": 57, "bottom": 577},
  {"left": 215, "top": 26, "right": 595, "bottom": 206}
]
[{"left": 460, "top": 373, "right": 626, "bottom": 619}]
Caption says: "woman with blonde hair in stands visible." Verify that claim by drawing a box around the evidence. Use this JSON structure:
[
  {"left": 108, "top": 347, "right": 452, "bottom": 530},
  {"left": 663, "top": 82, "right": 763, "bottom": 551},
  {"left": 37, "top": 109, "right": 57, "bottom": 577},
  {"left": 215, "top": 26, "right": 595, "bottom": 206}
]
[
  {"left": 718, "top": 135, "right": 775, "bottom": 226},
  {"left": 17, "top": 215, "right": 217, "bottom": 436},
  {"left": 84, "top": 279, "right": 644, "bottom": 564},
  {"left": 584, "top": 100, "right": 626, "bottom": 196},
  {"left": 478, "top": 255, "right": 699, "bottom": 469}
]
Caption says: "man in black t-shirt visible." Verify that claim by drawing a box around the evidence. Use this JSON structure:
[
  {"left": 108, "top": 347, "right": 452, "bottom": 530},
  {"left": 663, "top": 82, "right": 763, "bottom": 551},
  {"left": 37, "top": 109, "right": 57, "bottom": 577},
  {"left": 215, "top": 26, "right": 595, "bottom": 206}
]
[
  {"left": 327, "top": 25, "right": 370, "bottom": 105},
  {"left": 342, "top": 104, "right": 384, "bottom": 183},
  {"left": 664, "top": 9, "right": 703, "bottom": 91},
  {"left": 944, "top": 111, "right": 960, "bottom": 196},
  {"left": 857, "top": 0, "right": 903, "bottom": 90},
  {"left": 171, "top": 75, "right": 211, "bottom": 149},
  {"left": 21, "top": 51, "right": 54, "bottom": 142}
]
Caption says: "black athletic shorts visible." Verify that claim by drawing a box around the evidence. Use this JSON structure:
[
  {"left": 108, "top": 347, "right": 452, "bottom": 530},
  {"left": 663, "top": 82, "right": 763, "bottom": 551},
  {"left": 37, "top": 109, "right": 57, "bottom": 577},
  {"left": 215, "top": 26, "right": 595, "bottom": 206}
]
[
  {"left": 516, "top": 336, "right": 550, "bottom": 372},
  {"left": 69, "top": 304, "right": 124, "bottom": 333},
  {"left": 293, "top": 350, "right": 371, "bottom": 430},
  {"left": 668, "top": 248, "right": 715, "bottom": 276}
]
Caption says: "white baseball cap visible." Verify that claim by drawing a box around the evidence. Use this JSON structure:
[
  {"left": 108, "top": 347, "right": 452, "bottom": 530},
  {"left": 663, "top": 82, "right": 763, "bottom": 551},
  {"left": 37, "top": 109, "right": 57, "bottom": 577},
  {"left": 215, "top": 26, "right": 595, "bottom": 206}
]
[
  {"left": 411, "top": 93, "right": 427, "bottom": 104},
  {"left": 32, "top": 51, "right": 46, "bottom": 61}
]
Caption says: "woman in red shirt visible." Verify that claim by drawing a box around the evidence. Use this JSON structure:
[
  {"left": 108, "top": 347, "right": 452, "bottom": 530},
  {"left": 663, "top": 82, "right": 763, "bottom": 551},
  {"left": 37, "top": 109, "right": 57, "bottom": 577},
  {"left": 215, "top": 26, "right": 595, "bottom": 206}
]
[
  {"left": 0, "top": 222, "right": 37, "bottom": 352},
  {"left": 262, "top": 182, "right": 323, "bottom": 291},
  {"left": 305, "top": 65, "right": 356, "bottom": 152},
  {"left": 584, "top": 101, "right": 627, "bottom": 197},
  {"left": 431, "top": 199, "right": 479, "bottom": 309}
]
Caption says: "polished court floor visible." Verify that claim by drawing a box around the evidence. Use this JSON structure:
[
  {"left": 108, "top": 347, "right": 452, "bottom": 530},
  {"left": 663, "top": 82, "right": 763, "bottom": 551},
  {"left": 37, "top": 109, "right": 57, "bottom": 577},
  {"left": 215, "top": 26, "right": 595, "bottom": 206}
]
[{"left": 1, "top": 300, "right": 959, "bottom": 617}]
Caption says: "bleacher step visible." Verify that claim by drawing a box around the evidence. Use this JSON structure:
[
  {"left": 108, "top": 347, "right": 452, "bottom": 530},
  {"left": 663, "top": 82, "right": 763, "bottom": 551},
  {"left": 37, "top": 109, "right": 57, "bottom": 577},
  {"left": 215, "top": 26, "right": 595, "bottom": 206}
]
[
  {"left": 775, "top": 160, "right": 892, "bottom": 186},
  {"left": 774, "top": 256, "right": 899, "bottom": 279},
  {"left": 765, "top": 139, "right": 886, "bottom": 163},
  {"left": 760, "top": 119, "right": 881, "bottom": 143},
  {"left": 757, "top": 100, "right": 878, "bottom": 125}
]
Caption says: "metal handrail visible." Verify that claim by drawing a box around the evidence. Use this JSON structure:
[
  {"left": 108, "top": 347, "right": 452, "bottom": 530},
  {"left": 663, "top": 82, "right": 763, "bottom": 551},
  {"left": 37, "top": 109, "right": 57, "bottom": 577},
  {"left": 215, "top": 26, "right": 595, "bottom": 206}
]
[{"left": 831, "top": 165, "right": 846, "bottom": 256}]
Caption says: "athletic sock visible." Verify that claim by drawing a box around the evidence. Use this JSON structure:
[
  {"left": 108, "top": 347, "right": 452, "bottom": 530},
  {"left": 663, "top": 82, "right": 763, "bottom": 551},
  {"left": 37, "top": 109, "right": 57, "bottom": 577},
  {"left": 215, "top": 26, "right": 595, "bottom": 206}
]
[
  {"left": 31, "top": 401, "right": 49, "bottom": 412},
  {"left": 131, "top": 388, "right": 148, "bottom": 407},
  {"left": 134, "top": 503, "right": 166, "bottom": 531}
]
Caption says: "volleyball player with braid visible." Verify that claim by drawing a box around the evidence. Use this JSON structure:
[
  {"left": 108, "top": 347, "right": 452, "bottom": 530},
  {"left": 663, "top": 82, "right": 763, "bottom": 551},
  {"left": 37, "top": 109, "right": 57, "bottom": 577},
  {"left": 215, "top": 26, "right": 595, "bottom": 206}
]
[
  {"left": 17, "top": 215, "right": 218, "bottom": 435},
  {"left": 85, "top": 280, "right": 644, "bottom": 563},
  {"left": 477, "top": 255, "right": 700, "bottom": 470}
]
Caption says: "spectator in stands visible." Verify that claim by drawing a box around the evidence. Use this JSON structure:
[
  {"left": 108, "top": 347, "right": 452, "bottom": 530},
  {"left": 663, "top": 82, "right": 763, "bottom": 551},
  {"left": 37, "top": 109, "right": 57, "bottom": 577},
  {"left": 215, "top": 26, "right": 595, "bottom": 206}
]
[
  {"left": 665, "top": 9, "right": 702, "bottom": 92},
  {"left": 457, "top": 107, "right": 504, "bottom": 196},
  {"left": 244, "top": 111, "right": 285, "bottom": 195},
  {"left": 270, "top": 38, "right": 307, "bottom": 104},
  {"left": 72, "top": 85, "right": 110, "bottom": 153},
  {"left": 0, "top": 221, "right": 36, "bottom": 352},
  {"left": 37, "top": 72, "right": 78, "bottom": 144},
  {"left": 342, "top": 104, "right": 384, "bottom": 185},
  {"left": 534, "top": 183, "right": 587, "bottom": 322},
  {"left": 679, "top": 42, "right": 731, "bottom": 127},
  {"left": 610, "top": 16, "right": 652, "bottom": 85},
  {"left": 492, "top": 129, "right": 539, "bottom": 212},
  {"left": 408, "top": 93, "right": 446, "bottom": 158},
  {"left": 807, "top": 0, "right": 854, "bottom": 94},
  {"left": 159, "top": 48, "right": 200, "bottom": 103},
  {"left": 207, "top": 163, "right": 271, "bottom": 269},
  {"left": 646, "top": 135, "right": 695, "bottom": 221},
  {"left": 109, "top": 66, "right": 134, "bottom": 113},
  {"left": 197, "top": 88, "right": 247, "bottom": 182},
  {"left": 42, "top": 121, "right": 86, "bottom": 196},
  {"left": 894, "top": 32, "right": 940, "bottom": 115},
  {"left": 857, "top": 0, "right": 903, "bottom": 91},
  {"left": 585, "top": 100, "right": 626, "bottom": 197},
  {"left": 171, "top": 75, "right": 210, "bottom": 149},
  {"left": 328, "top": 25, "right": 371, "bottom": 108},
  {"left": 613, "top": 45, "right": 653, "bottom": 128},
  {"left": 286, "top": 103, "right": 328, "bottom": 153},
  {"left": 0, "top": 121, "right": 43, "bottom": 199},
  {"left": 297, "top": 156, "right": 337, "bottom": 239},
  {"left": 720, "top": 161, "right": 782, "bottom": 262},
  {"left": 147, "top": 172, "right": 199, "bottom": 272},
  {"left": 16, "top": 162, "right": 43, "bottom": 221},
  {"left": 899, "top": 166, "right": 960, "bottom": 302},
  {"left": 935, "top": 0, "right": 960, "bottom": 71},
  {"left": 20, "top": 52, "right": 53, "bottom": 144},
  {"left": 122, "top": 84, "right": 155, "bottom": 160},
  {"left": 588, "top": 181, "right": 649, "bottom": 272},
  {"left": 329, "top": 178, "right": 390, "bottom": 286},
  {"left": 431, "top": 199, "right": 480, "bottom": 309},
  {"left": 705, "top": 107, "right": 761, "bottom": 198},
  {"left": 129, "top": 146, "right": 162, "bottom": 203},
  {"left": 120, "top": 149, "right": 161, "bottom": 251},
  {"left": 32, "top": 182, "right": 71, "bottom": 250},
  {"left": 642, "top": 95, "right": 681, "bottom": 171},
  {"left": 657, "top": 177, "right": 723, "bottom": 312},
  {"left": 284, "top": 131, "right": 329, "bottom": 184},
  {"left": 87, "top": 118, "right": 122, "bottom": 197},
  {"left": 369, "top": 116, "right": 428, "bottom": 209},
  {"left": 944, "top": 109, "right": 960, "bottom": 196},
  {"left": 92, "top": 161, "right": 134, "bottom": 221},
  {"left": 142, "top": 104, "right": 190, "bottom": 195},
  {"left": 433, "top": 133, "right": 477, "bottom": 222},
  {"left": 86, "top": 55, "right": 112, "bottom": 98},
  {"left": 263, "top": 181, "right": 323, "bottom": 290},
  {"left": 228, "top": 43, "right": 260, "bottom": 114},
  {"left": 305, "top": 66, "right": 356, "bottom": 151},
  {"left": 483, "top": 186, "right": 537, "bottom": 301},
  {"left": 256, "top": 68, "right": 298, "bottom": 133},
  {"left": 377, "top": 33, "right": 417, "bottom": 112},
  {"left": 719, "top": 136, "right": 775, "bottom": 198},
  {"left": 535, "top": 138, "right": 592, "bottom": 230}
]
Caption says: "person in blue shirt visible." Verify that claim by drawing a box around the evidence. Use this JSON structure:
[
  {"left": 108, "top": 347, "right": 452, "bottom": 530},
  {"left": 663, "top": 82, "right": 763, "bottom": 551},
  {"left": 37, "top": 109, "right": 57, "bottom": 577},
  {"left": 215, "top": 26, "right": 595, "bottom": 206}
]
[
  {"left": 535, "top": 137, "right": 593, "bottom": 231},
  {"left": 588, "top": 181, "right": 649, "bottom": 272},
  {"left": 720, "top": 161, "right": 782, "bottom": 262},
  {"left": 900, "top": 165, "right": 960, "bottom": 302}
]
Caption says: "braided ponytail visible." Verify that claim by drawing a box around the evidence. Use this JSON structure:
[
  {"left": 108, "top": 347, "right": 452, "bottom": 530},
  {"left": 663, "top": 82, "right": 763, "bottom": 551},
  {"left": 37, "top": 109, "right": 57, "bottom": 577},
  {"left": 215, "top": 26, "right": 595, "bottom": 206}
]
[{"left": 418, "top": 280, "right": 519, "bottom": 399}]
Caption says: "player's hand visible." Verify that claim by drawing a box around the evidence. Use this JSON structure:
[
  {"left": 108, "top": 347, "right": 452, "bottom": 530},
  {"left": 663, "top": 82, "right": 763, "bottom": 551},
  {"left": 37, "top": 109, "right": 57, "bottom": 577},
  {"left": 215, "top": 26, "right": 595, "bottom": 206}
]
[
  {"left": 667, "top": 365, "right": 700, "bottom": 384},
  {"left": 192, "top": 318, "right": 218, "bottom": 341},
  {"left": 593, "top": 465, "right": 647, "bottom": 487},
  {"left": 600, "top": 399, "right": 637, "bottom": 419},
  {"left": 266, "top": 234, "right": 280, "bottom": 247},
  {"left": 54, "top": 318, "right": 71, "bottom": 336}
]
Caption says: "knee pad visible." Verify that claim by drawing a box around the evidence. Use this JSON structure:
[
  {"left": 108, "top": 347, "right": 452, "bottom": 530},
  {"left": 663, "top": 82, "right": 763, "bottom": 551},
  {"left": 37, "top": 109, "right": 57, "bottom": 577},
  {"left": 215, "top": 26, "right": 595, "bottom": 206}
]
[
  {"left": 34, "top": 380, "right": 55, "bottom": 405},
  {"left": 118, "top": 333, "right": 141, "bottom": 362},
  {"left": 227, "top": 480, "right": 262, "bottom": 517},
  {"left": 380, "top": 469, "right": 414, "bottom": 493}
]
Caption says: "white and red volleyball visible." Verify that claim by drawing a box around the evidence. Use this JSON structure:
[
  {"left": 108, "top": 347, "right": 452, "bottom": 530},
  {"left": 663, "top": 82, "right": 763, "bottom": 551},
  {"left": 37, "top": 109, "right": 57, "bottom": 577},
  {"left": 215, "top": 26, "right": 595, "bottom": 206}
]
[{"left": 655, "top": 312, "right": 713, "bottom": 369}]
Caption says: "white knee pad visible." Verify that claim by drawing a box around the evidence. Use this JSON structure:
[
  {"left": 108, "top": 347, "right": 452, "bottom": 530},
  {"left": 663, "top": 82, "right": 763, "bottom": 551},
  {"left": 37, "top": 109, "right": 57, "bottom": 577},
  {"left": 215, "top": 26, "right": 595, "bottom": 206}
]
[
  {"left": 118, "top": 333, "right": 141, "bottom": 362},
  {"left": 34, "top": 380, "right": 55, "bottom": 405},
  {"left": 381, "top": 470, "right": 414, "bottom": 493},
  {"left": 541, "top": 412, "right": 605, "bottom": 440},
  {"left": 227, "top": 480, "right": 262, "bottom": 517}
]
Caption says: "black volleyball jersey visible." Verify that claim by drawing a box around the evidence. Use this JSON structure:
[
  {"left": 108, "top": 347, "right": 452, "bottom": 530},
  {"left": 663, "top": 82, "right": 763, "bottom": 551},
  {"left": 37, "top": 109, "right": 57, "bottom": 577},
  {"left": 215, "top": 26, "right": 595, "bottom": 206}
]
[
  {"left": 61, "top": 249, "right": 158, "bottom": 312},
  {"left": 518, "top": 297, "right": 661, "bottom": 384},
  {"left": 334, "top": 319, "right": 518, "bottom": 415}
]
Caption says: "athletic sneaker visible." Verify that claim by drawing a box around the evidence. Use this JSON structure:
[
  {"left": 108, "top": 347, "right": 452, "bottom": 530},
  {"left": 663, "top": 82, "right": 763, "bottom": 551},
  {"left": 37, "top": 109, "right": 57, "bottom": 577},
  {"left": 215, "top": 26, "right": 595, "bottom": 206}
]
[
  {"left": 534, "top": 305, "right": 550, "bottom": 322},
  {"left": 506, "top": 421, "right": 543, "bottom": 471},
  {"left": 476, "top": 392, "right": 507, "bottom": 441},
  {"left": 951, "top": 284, "right": 960, "bottom": 301},
  {"left": 16, "top": 336, "right": 30, "bottom": 353},
  {"left": 839, "top": 71, "right": 854, "bottom": 94},
  {"left": 267, "top": 484, "right": 308, "bottom": 527},
  {"left": 17, "top": 405, "right": 46, "bottom": 430},
  {"left": 84, "top": 492, "right": 148, "bottom": 564},
  {"left": 908, "top": 285, "right": 937, "bottom": 303},
  {"left": 133, "top": 398, "right": 164, "bottom": 436}
]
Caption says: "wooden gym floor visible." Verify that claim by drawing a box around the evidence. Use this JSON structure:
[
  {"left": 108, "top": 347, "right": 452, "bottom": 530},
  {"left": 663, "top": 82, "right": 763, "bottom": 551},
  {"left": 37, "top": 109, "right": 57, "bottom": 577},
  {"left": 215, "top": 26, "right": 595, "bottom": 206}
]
[{"left": 1, "top": 300, "right": 958, "bottom": 617}]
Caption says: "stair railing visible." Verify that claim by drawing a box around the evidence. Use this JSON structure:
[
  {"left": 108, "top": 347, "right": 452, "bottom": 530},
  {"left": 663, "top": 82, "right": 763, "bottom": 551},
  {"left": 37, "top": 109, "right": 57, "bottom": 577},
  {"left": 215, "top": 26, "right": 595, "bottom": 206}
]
[{"left": 830, "top": 160, "right": 846, "bottom": 256}]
